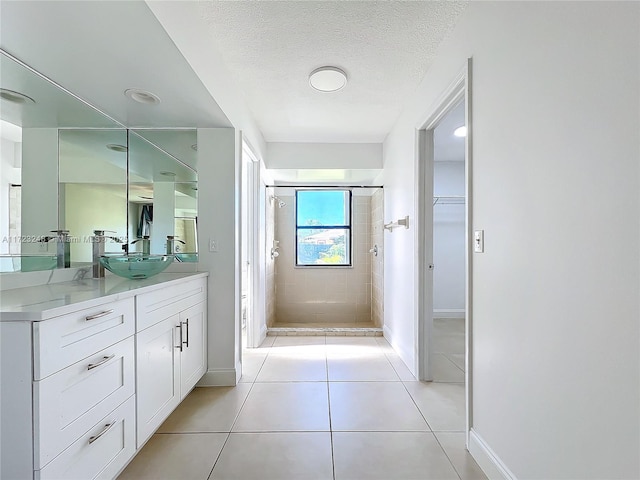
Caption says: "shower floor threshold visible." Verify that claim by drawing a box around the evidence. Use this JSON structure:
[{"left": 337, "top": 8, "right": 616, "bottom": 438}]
[{"left": 268, "top": 325, "right": 383, "bottom": 336}]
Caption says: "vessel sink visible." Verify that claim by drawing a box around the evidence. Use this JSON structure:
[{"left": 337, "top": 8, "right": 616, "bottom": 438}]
[
  {"left": 174, "top": 253, "right": 198, "bottom": 262},
  {"left": 0, "top": 254, "right": 58, "bottom": 273},
  {"left": 100, "top": 254, "right": 174, "bottom": 279}
]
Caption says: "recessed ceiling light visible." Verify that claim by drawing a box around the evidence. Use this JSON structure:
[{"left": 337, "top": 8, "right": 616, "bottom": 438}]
[
  {"left": 0, "top": 88, "right": 36, "bottom": 104},
  {"left": 309, "top": 66, "right": 347, "bottom": 93},
  {"left": 454, "top": 126, "right": 467, "bottom": 138},
  {"left": 106, "top": 143, "right": 128, "bottom": 152},
  {"left": 124, "top": 88, "right": 161, "bottom": 105},
  {"left": 159, "top": 171, "right": 176, "bottom": 177},
  {"left": 191, "top": 144, "right": 198, "bottom": 151}
]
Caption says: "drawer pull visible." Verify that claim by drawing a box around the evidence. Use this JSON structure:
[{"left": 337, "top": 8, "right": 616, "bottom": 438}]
[
  {"left": 88, "top": 422, "right": 115, "bottom": 444},
  {"left": 85, "top": 309, "right": 114, "bottom": 322},
  {"left": 182, "top": 319, "right": 189, "bottom": 348},
  {"left": 176, "top": 324, "right": 183, "bottom": 352},
  {"left": 87, "top": 354, "right": 115, "bottom": 370}
]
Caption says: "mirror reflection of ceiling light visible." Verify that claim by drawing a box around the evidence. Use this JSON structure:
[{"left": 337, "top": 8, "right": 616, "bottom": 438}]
[
  {"left": 0, "top": 88, "right": 36, "bottom": 104},
  {"left": 140, "top": 196, "right": 153, "bottom": 200},
  {"left": 309, "top": 66, "right": 348, "bottom": 92},
  {"left": 191, "top": 144, "right": 198, "bottom": 151},
  {"left": 159, "top": 171, "right": 176, "bottom": 177},
  {"left": 124, "top": 88, "right": 161, "bottom": 105},
  {"left": 106, "top": 143, "right": 128, "bottom": 152},
  {"left": 454, "top": 126, "right": 467, "bottom": 137}
]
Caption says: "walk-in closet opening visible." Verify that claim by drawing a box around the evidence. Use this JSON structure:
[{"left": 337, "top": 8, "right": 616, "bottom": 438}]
[
  {"left": 431, "top": 100, "right": 466, "bottom": 383},
  {"left": 265, "top": 186, "right": 383, "bottom": 335}
]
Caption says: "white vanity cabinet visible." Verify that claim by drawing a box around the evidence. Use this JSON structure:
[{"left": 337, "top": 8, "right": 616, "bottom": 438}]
[
  {"left": 135, "top": 277, "right": 207, "bottom": 447},
  {"left": 1, "top": 298, "right": 137, "bottom": 480},
  {"left": 0, "top": 273, "right": 208, "bottom": 480}
]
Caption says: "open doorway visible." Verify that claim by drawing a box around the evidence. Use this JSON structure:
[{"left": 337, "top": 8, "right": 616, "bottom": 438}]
[{"left": 416, "top": 61, "right": 472, "bottom": 440}]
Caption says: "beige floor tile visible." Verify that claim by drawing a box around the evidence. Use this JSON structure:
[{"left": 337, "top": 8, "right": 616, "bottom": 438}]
[
  {"left": 259, "top": 335, "right": 276, "bottom": 347},
  {"left": 272, "top": 335, "right": 326, "bottom": 347},
  {"left": 435, "top": 432, "right": 488, "bottom": 480},
  {"left": 239, "top": 352, "right": 268, "bottom": 383},
  {"left": 447, "top": 353, "right": 466, "bottom": 371},
  {"left": 233, "top": 382, "right": 330, "bottom": 432},
  {"left": 333, "top": 432, "right": 459, "bottom": 480},
  {"left": 374, "top": 336, "right": 395, "bottom": 353},
  {"left": 210, "top": 432, "right": 333, "bottom": 480},
  {"left": 117, "top": 433, "right": 227, "bottom": 480},
  {"left": 432, "top": 353, "right": 465, "bottom": 383},
  {"left": 404, "top": 381, "right": 466, "bottom": 431},
  {"left": 327, "top": 355, "right": 399, "bottom": 381},
  {"left": 157, "top": 385, "right": 252, "bottom": 433},
  {"left": 329, "top": 382, "right": 429, "bottom": 431},
  {"left": 268, "top": 343, "right": 327, "bottom": 358},
  {"left": 256, "top": 354, "right": 327, "bottom": 382},
  {"left": 386, "top": 353, "right": 417, "bottom": 381},
  {"left": 433, "top": 333, "right": 465, "bottom": 354}
]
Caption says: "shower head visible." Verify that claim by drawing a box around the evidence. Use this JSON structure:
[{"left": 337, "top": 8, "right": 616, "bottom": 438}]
[{"left": 270, "top": 195, "right": 286, "bottom": 208}]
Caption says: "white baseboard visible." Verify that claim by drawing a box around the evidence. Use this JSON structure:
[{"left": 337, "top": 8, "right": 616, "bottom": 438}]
[
  {"left": 197, "top": 367, "right": 238, "bottom": 387},
  {"left": 433, "top": 309, "right": 465, "bottom": 319},
  {"left": 382, "top": 324, "right": 418, "bottom": 378},
  {"left": 469, "top": 428, "right": 516, "bottom": 480}
]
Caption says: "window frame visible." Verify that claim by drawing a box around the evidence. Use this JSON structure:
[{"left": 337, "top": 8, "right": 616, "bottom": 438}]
[{"left": 294, "top": 189, "right": 353, "bottom": 267}]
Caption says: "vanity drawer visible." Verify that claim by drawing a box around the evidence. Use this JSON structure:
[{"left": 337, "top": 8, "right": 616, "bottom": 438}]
[
  {"left": 34, "top": 297, "right": 135, "bottom": 380},
  {"left": 34, "top": 337, "right": 135, "bottom": 469},
  {"left": 35, "top": 395, "right": 135, "bottom": 480},
  {"left": 136, "top": 277, "right": 206, "bottom": 331}
]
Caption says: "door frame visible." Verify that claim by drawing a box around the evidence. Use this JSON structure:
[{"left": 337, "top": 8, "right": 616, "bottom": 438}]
[
  {"left": 241, "top": 137, "right": 267, "bottom": 349},
  {"left": 415, "top": 58, "right": 473, "bottom": 441}
]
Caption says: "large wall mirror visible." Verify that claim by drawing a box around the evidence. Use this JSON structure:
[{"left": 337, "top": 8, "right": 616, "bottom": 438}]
[
  {"left": 0, "top": 51, "right": 199, "bottom": 273},
  {"left": 128, "top": 130, "right": 198, "bottom": 260}
]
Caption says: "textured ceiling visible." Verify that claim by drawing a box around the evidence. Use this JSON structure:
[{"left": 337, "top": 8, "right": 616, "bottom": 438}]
[{"left": 197, "top": 1, "right": 467, "bottom": 143}]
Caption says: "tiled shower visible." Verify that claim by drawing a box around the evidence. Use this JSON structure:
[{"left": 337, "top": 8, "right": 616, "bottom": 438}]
[{"left": 266, "top": 188, "right": 383, "bottom": 331}]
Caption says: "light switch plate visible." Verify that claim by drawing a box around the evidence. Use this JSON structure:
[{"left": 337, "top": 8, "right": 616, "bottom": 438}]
[
  {"left": 209, "top": 239, "right": 218, "bottom": 252},
  {"left": 474, "top": 230, "right": 484, "bottom": 253}
]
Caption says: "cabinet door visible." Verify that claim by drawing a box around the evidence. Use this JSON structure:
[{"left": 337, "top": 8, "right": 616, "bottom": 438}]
[
  {"left": 179, "top": 302, "right": 207, "bottom": 398},
  {"left": 135, "top": 315, "right": 180, "bottom": 447}
]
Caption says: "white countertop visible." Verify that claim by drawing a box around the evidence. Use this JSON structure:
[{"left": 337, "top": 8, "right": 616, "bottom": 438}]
[{"left": 0, "top": 272, "right": 208, "bottom": 321}]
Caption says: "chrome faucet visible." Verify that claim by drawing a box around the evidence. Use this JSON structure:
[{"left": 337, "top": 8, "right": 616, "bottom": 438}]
[
  {"left": 92, "top": 230, "right": 123, "bottom": 278},
  {"left": 166, "top": 236, "right": 186, "bottom": 255},
  {"left": 131, "top": 236, "right": 151, "bottom": 255},
  {"left": 41, "top": 230, "right": 71, "bottom": 268}
]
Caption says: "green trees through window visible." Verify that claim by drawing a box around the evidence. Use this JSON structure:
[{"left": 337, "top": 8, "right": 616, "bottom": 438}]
[{"left": 295, "top": 190, "right": 351, "bottom": 266}]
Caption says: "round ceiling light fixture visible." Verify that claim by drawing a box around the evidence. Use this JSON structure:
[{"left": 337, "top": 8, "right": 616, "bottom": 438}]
[
  {"left": 106, "top": 143, "right": 128, "bottom": 152},
  {"left": 0, "top": 88, "right": 36, "bottom": 104},
  {"left": 453, "top": 126, "right": 467, "bottom": 138},
  {"left": 124, "top": 88, "right": 161, "bottom": 105},
  {"left": 309, "top": 66, "right": 348, "bottom": 93}
]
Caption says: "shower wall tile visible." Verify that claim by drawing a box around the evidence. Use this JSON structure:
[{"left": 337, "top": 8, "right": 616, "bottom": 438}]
[{"left": 274, "top": 194, "right": 373, "bottom": 325}]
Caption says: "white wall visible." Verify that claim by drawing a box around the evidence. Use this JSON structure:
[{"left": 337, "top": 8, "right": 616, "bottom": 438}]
[
  {"left": 196, "top": 128, "right": 241, "bottom": 386},
  {"left": 0, "top": 139, "right": 21, "bottom": 255},
  {"left": 433, "top": 162, "right": 465, "bottom": 315},
  {"left": 266, "top": 142, "right": 382, "bottom": 169},
  {"left": 383, "top": 2, "right": 639, "bottom": 478}
]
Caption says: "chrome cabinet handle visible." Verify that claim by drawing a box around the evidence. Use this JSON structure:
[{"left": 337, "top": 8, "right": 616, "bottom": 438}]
[
  {"left": 88, "top": 422, "right": 115, "bottom": 444},
  {"left": 85, "top": 309, "right": 114, "bottom": 321},
  {"left": 182, "top": 319, "right": 189, "bottom": 348},
  {"left": 87, "top": 354, "right": 115, "bottom": 370},
  {"left": 176, "top": 324, "right": 183, "bottom": 352}
]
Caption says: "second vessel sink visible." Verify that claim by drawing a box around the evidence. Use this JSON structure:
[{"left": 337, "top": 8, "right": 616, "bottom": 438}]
[{"left": 100, "top": 254, "right": 174, "bottom": 280}]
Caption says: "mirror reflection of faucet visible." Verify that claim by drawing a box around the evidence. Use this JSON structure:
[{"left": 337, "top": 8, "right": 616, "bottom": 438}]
[
  {"left": 40, "top": 230, "right": 71, "bottom": 268},
  {"left": 166, "top": 235, "right": 186, "bottom": 256},
  {"left": 271, "top": 239, "right": 280, "bottom": 259},
  {"left": 92, "top": 229, "right": 123, "bottom": 278},
  {"left": 131, "top": 236, "right": 151, "bottom": 255}
]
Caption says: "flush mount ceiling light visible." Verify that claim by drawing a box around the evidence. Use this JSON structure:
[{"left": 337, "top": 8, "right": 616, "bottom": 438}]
[
  {"left": 106, "top": 143, "right": 128, "bottom": 152},
  {"left": 309, "top": 66, "right": 347, "bottom": 92},
  {"left": 453, "top": 126, "right": 467, "bottom": 138},
  {"left": 0, "top": 88, "right": 36, "bottom": 104},
  {"left": 124, "top": 88, "right": 161, "bottom": 105}
]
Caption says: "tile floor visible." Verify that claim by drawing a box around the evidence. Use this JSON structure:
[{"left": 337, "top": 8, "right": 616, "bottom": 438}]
[{"left": 118, "top": 335, "right": 486, "bottom": 480}]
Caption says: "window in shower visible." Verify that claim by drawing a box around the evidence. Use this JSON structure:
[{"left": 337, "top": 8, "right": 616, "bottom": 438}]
[{"left": 295, "top": 189, "right": 352, "bottom": 266}]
